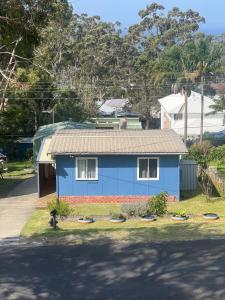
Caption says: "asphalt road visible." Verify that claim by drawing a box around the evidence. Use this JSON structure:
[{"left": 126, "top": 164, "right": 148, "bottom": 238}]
[{"left": 1, "top": 239, "right": 225, "bottom": 300}]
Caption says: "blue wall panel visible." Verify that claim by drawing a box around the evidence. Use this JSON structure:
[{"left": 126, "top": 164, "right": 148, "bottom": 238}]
[{"left": 56, "top": 155, "right": 180, "bottom": 198}]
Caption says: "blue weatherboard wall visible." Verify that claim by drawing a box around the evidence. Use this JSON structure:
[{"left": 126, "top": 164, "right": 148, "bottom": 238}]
[{"left": 56, "top": 155, "right": 180, "bottom": 199}]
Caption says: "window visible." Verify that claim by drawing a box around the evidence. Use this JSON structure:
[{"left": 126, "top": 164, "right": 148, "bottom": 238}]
[
  {"left": 76, "top": 158, "right": 98, "bottom": 180},
  {"left": 137, "top": 157, "right": 159, "bottom": 180},
  {"left": 174, "top": 113, "right": 183, "bottom": 121}
]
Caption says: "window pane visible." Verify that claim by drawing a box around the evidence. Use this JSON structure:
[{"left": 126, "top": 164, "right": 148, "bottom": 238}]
[
  {"left": 77, "top": 159, "right": 86, "bottom": 179},
  {"left": 149, "top": 159, "right": 158, "bottom": 178},
  {"left": 87, "top": 159, "right": 96, "bottom": 179},
  {"left": 139, "top": 159, "right": 148, "bottom": 178}
]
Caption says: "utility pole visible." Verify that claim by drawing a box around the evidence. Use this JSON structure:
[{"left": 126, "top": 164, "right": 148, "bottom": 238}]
[
  {"left": 183, "top": 87, "right": 188, "bottom": 147},
  {"left": 200, "top": 76, "right": 204, "bottom": 143}
]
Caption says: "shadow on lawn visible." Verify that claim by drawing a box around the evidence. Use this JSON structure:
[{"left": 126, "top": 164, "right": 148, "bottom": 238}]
[{"left": 1, "top": 238, "right": 225, "bottom": 299}]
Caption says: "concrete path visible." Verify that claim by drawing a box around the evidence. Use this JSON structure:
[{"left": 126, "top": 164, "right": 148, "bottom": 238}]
[{"left": 0, "top": 176, "right": 37, "bottom": 239}]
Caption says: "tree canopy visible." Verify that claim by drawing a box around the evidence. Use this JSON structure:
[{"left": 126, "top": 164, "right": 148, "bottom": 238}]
[{"left": 0, "top": 1, "right": 225, "bottom": 145}]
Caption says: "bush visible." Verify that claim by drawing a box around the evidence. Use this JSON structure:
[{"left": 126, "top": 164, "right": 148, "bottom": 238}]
[
  {"left": 26, "top": 148, "right": 33, "bottom": 161},
  {"left": 121, "top": 202, "right": 149, "bottom": 217},
  {"left": 110, "top": 213, "right": 126, "bottom": 220},
  {"left": 148, "top": 192, "right": 167, "bottom": 216},
  {"left": 47, "top": 200, "right": 73, "bottom": 217},
  {"left": 209, "top": 145, "right": 225, "bottom": 164},
  {"left": 187, "top": 141, "right": 212, "bottom": 168}
]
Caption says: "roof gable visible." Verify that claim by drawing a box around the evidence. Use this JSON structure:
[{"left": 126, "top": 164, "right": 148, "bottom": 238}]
[{"left": 158, "top": 91, "right": 215, "bottom": 114}]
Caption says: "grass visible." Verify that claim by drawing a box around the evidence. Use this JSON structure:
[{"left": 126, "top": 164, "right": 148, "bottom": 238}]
[
  {"left": 4, "top": 160, "right": 34, "bottom": 177},
  {"left": 69, "top": 203, "right": 120, "bottom": 216},
  {"left": 0, "top": 160, "right": 34, "bottom": 196},
  {"left": 209, "top": 161, "right": 225, "bottom": 177},
  {"left": 22, "top": 192, "right": 225, "bottom": 244},
  {"left": 167, "top": 193, "right": 225, "bottom": 216},
  {"left": 21, "top": 210, "right": 225, "bottom": 244}
]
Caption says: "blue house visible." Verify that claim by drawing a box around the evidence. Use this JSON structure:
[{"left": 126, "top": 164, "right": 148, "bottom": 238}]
[{"left": 47, "top": 129, "right": 187, "bottom": 202}]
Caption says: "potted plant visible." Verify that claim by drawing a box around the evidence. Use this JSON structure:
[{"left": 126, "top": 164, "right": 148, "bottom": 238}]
[
  {"left": 110, "top": 213, "right": 126, "bottom": 223},
  {"left": 172, "top": 211, "right": 189, "bottom": 221},
  {"left": 203, "top": 213, "right": 219, "bottom": 220},
  {"left": 78, "top": 215, "right": 94, "bottom": 224}
]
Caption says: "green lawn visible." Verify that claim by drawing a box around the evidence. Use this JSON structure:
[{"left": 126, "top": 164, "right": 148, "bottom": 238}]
[
  {"left": 4, "top": 161, "right": 34, "bottom": 177},
  {"left": 70, "top": 203, "right": 121, "bottom": 216},
  {"left": 0, "top": 160, "right": 34, "bottom": 196},
  {"left": 22, "top": 193, "right": 225, "bottom": 244},
  {"left": 209, "top": 161, "right": 225, "bottom": 177}
]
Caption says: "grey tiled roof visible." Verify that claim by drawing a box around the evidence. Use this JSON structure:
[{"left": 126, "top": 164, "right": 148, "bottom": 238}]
[{"left": 48, "top": 129, "right": 187, "bottom": 155}]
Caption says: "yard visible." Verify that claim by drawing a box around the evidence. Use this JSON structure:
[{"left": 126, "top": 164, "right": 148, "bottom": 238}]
[
  {"left": 0, "top": 160, "right": 34, "bottom": 196},
  {"left": 22, "top": 192, "right": 225, "bottom": 244},
  {"left": 4, "top": 161, "right": 34, "bottom": 177}
]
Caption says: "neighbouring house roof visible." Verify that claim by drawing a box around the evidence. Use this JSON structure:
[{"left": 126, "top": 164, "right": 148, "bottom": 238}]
[
  {"left": 48, "top": 129, "right": 187, "bottom": 155},
  {"left": 104, "top": 98, "right": 129, "bottom": 108},
  {"left": 16, "top": 137, "right": 33, "bottom": 144},
  {"left": 37, "top": 138, "right": 54, "bottom": 163},
  {"left": 33, "top": 121, "right": 96, "bottom": 164},
  {"left": 99, "top": 98, "right": 130, "bottom": 115},
  {"left": 158, "top": 91, "right": 215, "bottom": 114}
]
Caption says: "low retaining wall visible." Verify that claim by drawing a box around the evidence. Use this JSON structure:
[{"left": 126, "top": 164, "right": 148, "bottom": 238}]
[{"left": 59, "top": 195, "right": 177, "bottom": 204}]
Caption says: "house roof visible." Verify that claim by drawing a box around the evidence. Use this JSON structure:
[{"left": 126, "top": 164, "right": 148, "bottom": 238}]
[
  {"left": 158, "top": 91, "right": 215, "bottom": 114},
  {"left": 99, "top": 98, "right": 130, "bottom": 115},
  {"left": 48, "top": 129, "right": 187, "bottom": 155},
  {"left": 37, "top": 138, "right": 54, "bottom": 163},
  {"left": 104, "top": 98, "right": 129, "bottom": 108}
]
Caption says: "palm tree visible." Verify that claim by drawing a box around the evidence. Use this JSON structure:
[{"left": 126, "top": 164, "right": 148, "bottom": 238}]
[{"left": 209, "top": 96, "right": 225, "bottom": 114}]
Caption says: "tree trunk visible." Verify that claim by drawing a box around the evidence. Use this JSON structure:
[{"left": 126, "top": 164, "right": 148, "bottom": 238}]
[
  {"left": 200, "top": 77, "right": 204, "bottom": 143},
  {"left": 184, "top": 90, "right": 188, "bottom": 146}
]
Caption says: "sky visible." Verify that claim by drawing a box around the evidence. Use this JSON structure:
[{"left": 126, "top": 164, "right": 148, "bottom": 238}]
[{"left": 70, "top": 0, "right": 224, "bottom": 35}]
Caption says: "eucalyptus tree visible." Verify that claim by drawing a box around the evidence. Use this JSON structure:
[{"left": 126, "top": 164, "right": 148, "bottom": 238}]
[
  {"left": 125, "top": 2, "right": 205, "bottom": 117},
  {"left": 0, "top": 0, "right": 72, "bottom": 111}
]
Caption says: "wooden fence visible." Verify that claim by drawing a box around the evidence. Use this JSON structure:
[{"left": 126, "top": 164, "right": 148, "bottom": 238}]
[{"left": 206, "top": 167, "right": 225, "bottom": 197}]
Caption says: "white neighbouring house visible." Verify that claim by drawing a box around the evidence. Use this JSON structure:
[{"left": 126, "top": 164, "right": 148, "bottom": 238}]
[{"left": 158, "top": 91, "right": 225, "bottom": 137}]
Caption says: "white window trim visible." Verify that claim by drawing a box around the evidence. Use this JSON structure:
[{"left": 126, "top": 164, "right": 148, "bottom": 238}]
[
  {"left": 137, "top": 157, "right": 159, "bottom": 181},
  {"left": 75, "top": 157, "right": 98, "bottom": 181}
]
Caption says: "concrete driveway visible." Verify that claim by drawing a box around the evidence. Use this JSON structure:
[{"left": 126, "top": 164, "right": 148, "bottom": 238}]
[{"left": 0, "top": 176, "right": 37, "bottom": 239}]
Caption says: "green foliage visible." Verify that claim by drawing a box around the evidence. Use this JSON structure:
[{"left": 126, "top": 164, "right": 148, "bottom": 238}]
[
  {"left": 209, "top": 145, "right": 225, "bottom": 164},
  {"left": 1, "top": 1, "right": 224, "bottom": 146},
  {"left": 47, "top": 200, "right": 73, "bottom": 217},
  {"left": 110, "top": 213, "right": 126, "bottom": 220},
  {"left": 148, "top": 192, "right": 168, "bottom": 216},
  {"left": 187, "top": 141, "right": 212, "bottom": 168},
  {"left": 174, "top": 210, "right": 187, "bottom": 217},
  {"left": 26, "top": 149, "right": 33, "bottom": 161},
  {"left": 81, "top": 216, "right": 93, "bottom": 221},
  {"left": 209, "top": 96, "right": 225, "bottom": 113},
  {"left": 121, "top": 202, "right": 149, "bottom": 217}
]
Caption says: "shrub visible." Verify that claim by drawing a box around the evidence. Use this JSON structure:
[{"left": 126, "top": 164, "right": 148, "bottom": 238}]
[
  {"left": 187, "top": 141, "right": 212, "bottom": 168},
  {"left": 110, "top": 213, "right": 125, "bottom": 220},
  {"left": 121, "top": 202, "right": 149, "bottom": 217},
  {"left": 47, "top": 200, "right": 73, "bottom": 217},
  {"left": 148, "top": 192, "right": 167, "bottom": 216},
  {"left": 209, "top": 145, "right": 225, "bottom": 164},
  {"left": 173, "top": 210, "right": 187, "bottom": 217},
  {"left": 26, "top": 148, "right": 33, "bottom": 161}
]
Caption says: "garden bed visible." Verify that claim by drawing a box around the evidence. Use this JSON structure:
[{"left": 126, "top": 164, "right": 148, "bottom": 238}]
[{"left": 22, "top": 192, "right": 225, "bottom": 244}]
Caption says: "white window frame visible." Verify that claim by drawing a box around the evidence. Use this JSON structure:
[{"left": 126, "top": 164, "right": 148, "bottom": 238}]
[
  {"left": 137, "top": 157, "right": 159, "bottom": 181},
  {"left": 75, "top": 157, "right": 98, "bottom": 181}
]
